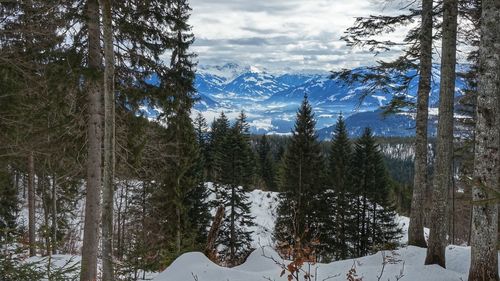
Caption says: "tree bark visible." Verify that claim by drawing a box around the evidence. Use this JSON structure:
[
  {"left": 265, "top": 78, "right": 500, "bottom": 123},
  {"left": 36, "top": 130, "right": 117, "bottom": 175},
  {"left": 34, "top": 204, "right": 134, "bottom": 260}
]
[
  {"left": 80, "top": 0, "right": 103, "bottom": 280},
  {"left": 51, "top": 176, "right": 57, "bottom": 255},
  {"left": 468, "top": 0, "right": 500, "bottom": 280},
  {"left": 425, "top": 0, "right": 458, "bottom": 268},
  {"left": 230, "top": 185, "right": 235, "bottom": 266},
  {"left": 101, "top": 0, "right": 115, "bottom": 279},
  {"left": 205, "top": 205, "right": 225, "bottom": 261},
  {"left": 28, "top": 152, "right": 35, "bottom": 257},
  {"left": 408, "top": 0, "right": 433, "bottom": 248}
]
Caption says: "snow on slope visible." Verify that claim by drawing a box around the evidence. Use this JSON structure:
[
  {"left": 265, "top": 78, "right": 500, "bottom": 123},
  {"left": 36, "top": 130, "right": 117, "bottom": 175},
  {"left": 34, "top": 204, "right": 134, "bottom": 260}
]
[
  {"left": 206, "top": 183, "right": 279, "bottom": 248},
  {"left": 247, "top": 189, "right": 279, "bottom": 248},
  {"left": 153, "top": 245, "right": 498, "bottom": 281},
  {"left": 153, "top": 189, "right": 494, "bottom": 281}
]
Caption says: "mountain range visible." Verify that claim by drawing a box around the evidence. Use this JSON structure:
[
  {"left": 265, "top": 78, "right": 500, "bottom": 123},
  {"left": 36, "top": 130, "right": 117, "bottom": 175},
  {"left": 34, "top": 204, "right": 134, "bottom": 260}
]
[{"left": 192, "top": 63, "right": 470, "bottom": 138}]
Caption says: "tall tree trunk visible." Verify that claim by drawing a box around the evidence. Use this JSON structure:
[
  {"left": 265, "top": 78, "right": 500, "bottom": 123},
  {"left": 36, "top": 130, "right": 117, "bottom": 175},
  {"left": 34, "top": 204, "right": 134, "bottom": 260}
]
[
  {"left": 101, "top": 0, "right": 115, "bottom": 279},
  {"left": 468, "top": 0, "right": 500, "bottom": 280},
  {"left": 425, "top": 0, "right": 458, "bottom": 268},
  {"left": 28, "top": 152, "right": 35, "bottom": 257},
  {"left": 116, "top": 185, "right": 123, "bottom": 260},
  {"left": 42, "top": 177, "right": 51, "bottom": 256},
  {"left": 80, "top": 0, "right": 103, "bottom": 280},
  {"left": 176, "top": 205, "right": 182, "bottom": 255},
  {"left": 408, "top": 0, "right": 433, "bottom": 248},
  {"left": 51, "top": 176, "right": 57, "bottom": 255},
  {"left": 230, "top": 185, "right": 236, "bottom": 266}
]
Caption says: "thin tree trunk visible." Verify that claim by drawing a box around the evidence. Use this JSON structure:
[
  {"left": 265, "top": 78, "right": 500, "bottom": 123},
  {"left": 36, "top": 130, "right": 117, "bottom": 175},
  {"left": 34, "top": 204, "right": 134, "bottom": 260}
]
[
  {"left": 42, "top": 177, "right": 51, "bottom": 256},
  {"left": 176, "top": 205, "right": 182, "bottom": 255},
  {"left": 23, "top": 173, "right": 26, "bottom": 199},
  {"left": 80, "top": 0, "right": 103, "bottom": 280},
  {"left": 116, "top": 185, "right": 123, "bottom": 260},
  {"left": 121, "top": 184, "right": 129, "bottom": 260},
  {"left": 425, "top": 0, "right": 458, "bottom": 268},
  {"left": 28, "top": 152, "right": 35, "bottom": 257},
  {"left": 408, "top": 0, "right": 433, "bottom": 248},
  {"left": 101, "top": 0, "right": 115, "bottom": 279},
  {"left": 51, "top": 176, "right": 57, "bottom": 255},
  {"left": 468, "top": 0, "right": 500, "bottom": 280},
  {"left": 14, "top": 170, "right": 18, "bottom": 194}
]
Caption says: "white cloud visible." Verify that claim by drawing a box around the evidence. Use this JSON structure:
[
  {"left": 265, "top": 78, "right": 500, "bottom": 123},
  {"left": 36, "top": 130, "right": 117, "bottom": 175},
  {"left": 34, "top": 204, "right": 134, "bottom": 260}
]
[{"left": 189, "top": 0, "right": 410, "bottom": 71}]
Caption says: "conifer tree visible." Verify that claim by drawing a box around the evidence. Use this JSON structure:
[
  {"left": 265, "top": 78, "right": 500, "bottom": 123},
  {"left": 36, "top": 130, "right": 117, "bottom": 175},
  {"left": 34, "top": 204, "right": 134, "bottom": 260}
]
[
  {"left": 425, "top": 0, "right": 458, "bottom": 268},
  {"left": 351, "top": 128, "right": 401, "bottom": 257},
  {"left": 187, "top": 113, "right": 211, "bottom": 246},
  {"left": 257, "top": 135, "right": 277, "bottom": 191},
  {"left": 213, "top": 112, "right": 255, "bottom": 266},
  {"left": 208, "top": 112, "right": 230, "bottom": 183},
  {"left": 324, "top": 115, "right": 353, "bottom": 260},
  {"left": 155, "top": 0, "right": 199, "bottom": 260},
  {"left": 80, "top": 1, "right": 103, "bottom": 279},
  {"left": 468, "top": 0, "right": 500, "bottom": 279},
  {"left": 0, "top": 165, "right": 17, "bottom": 242},
  {"left": 408, "top": 0, "right": 433, "bottom": 248},
  {"left": 275, "top": 95, "right": 325, "bottom": 258}
]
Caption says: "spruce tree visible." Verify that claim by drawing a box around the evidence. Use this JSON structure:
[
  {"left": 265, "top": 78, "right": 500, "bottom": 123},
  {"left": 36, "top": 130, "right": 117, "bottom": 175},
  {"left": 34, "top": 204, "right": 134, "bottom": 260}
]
[
  {"left": 0, "top": 165, "right": 17, "bottom": 242},
  {"left": 257, "top": 135, "right": 277, "bottom": 191},
  {"left": 156, "top": 0, "right": 199, "bottom": 261},
  {"left": 212, "top": 112, "right": 255, "bottom": 266},
  {"left": 351, "top": 128, "right": 401, "bottom": 257},
  {"left": 275, "top": 95, "right": 325, "bottom": 259},
  {"left": 187, "top": 113, "right": 211, "bottom": 247},
  {"left": 425, "top": 0, "right": 458, "bottom": 267},
  {"left": 324, "top": 115, "right": 353, "bottom": 260},
  {"left": 468, "top": 0, "right": 500, "bottom": 279},
  {"left": 208, "top": 112, "right": 231, "bottom": 187}
]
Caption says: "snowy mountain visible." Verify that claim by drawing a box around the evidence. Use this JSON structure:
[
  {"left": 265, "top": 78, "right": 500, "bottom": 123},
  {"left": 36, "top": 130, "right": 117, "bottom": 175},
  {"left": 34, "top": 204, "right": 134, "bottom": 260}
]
[{"left": 193, "top": 63, "right": 469, "bottom": 137}]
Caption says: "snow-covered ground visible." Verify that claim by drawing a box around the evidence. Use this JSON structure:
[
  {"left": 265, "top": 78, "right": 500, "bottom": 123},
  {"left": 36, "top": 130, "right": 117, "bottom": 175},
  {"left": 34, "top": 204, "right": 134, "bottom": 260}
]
[
  {"left": 207, "top": 183, "right": 280, "bottom": 248},
  {"left": 15, "top": 187, "right": 498, "bottom": 281},
  {"left": 154, "top": 245, "right": 497, "bottom": 281},
  {"left": 152, "top": 190, "right": 497, "bottom": 281}
]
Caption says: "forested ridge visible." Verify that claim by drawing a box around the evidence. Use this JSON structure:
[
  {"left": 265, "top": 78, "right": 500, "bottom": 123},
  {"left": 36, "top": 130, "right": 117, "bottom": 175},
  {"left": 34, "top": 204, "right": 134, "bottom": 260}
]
[{"left": 0, "top": 0, "right": 499, "bottom": 281}]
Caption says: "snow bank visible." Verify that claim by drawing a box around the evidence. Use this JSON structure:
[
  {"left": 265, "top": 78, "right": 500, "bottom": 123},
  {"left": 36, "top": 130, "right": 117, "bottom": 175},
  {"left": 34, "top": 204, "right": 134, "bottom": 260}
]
[
  {"left": 153, "top": 204, "right": 497, "bottom": 281},
  {"left": 153, "top": 245, "right": 498, "bottom": 281}
]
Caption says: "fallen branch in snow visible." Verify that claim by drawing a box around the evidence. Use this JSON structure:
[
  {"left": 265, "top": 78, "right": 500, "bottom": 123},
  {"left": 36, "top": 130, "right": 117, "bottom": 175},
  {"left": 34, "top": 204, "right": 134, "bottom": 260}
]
[
  {"left": 204, "top": 205, "right": 225, "bottom": 262},
  {"left": 260, "top": 247, "right": 340, "bottom": 281},
  {"left": 376, "top": 251, "right": 405, "bottom": 281},
  {"left": 346, "top": 261, "right": 363, "bottom": 281}
]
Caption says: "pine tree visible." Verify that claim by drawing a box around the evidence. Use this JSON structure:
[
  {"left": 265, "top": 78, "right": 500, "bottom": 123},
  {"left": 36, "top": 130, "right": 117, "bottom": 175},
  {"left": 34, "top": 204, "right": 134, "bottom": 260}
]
[
  {"left": 194, "top": 113, "right": 210, "bottom": 178},
  {"left": 208, "top": 112, "right": 230, "bottom": 183},
  {"left": 101, "top": 0, "right": 115, "bottom": 279},
  {"left": 408, "top": 0, "right": 433, "bottom": 248},
  {"left": 80, "top": 0, "right": 103, "bottom": 279},
  {"left": 351, "top": 128, "right": 401, "bottom": 257},
  {"left": 324, "top": 115, "right": 353, "bottom": 260},
  {"left": 154, "top": 0, "right": 199, "bottom": 261},
  {"left": 468, "top": 0, "right": 500, "bottom": 279},
  {"left": 187, "top": 113, "right": 211, "bottom": 247},
  {"left": 257, "top": 135, "right": 277, "bottom": 191},
  {"left": 425, "top": 0, "right": 458, "bottom": 268},
  {"left": 213, "top": 112, "right": 255, "bottom": 266},
  {"left": 275, "top": 95, "right": 325, "bottom": 259},
  {"left": 0, "top": 165, "right": 17, "bottom": 243}
]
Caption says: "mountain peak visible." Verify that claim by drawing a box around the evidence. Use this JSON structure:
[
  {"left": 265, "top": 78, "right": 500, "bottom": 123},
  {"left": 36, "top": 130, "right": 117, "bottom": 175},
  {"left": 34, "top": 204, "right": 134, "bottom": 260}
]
[{"left": 249, "top": 65, "right": 263, "bottom": 73}]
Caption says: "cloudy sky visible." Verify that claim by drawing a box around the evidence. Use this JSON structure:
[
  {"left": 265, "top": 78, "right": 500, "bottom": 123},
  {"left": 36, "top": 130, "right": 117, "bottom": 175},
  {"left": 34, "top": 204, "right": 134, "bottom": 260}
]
[{"left": 189, "top": 0, "right": 410, "bottom": 71}]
